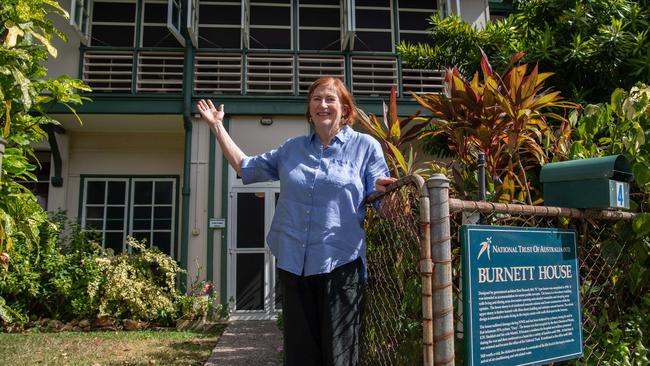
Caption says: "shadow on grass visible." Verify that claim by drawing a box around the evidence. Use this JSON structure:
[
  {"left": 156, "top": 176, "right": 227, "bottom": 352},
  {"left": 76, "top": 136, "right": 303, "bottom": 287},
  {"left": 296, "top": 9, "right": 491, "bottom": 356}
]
[{"left": 104, "top": 327, "right": 226, "bottom": 366}]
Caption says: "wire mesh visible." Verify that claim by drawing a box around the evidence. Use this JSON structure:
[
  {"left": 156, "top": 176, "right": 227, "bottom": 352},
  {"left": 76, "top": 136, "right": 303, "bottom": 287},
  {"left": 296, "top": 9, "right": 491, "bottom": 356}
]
[
  {"left": 449, "top": 206, "right": 644, "bottom": 365},
  {"left": 361, "top": 182, "right": 425, "bottom": 366}
]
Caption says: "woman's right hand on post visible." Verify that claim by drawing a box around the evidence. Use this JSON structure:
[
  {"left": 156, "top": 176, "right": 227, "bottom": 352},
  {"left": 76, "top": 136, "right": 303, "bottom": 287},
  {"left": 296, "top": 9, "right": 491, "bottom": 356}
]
[{"left": 197, "top": 99, "right": 225, "bottom": 128}]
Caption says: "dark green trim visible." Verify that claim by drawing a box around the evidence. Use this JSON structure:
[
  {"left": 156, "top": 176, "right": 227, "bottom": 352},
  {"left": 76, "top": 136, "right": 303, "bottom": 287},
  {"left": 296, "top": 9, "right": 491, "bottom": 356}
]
[
  {"left": 45, "top": 125, "right": 63, "bottom": 187},
  {"left": 219, "top": 117, "right": 230, "bottom": 305},
  {"left": 191, "top": 97, "right": 423, "bottom": 115},
  {"left": 344, "top": 50, "right": 352, "bottom": 90},
  {"left": 132, "top": 0, "right": 144, "bottom": 94},
  {"left": 80, "top": 46, "right": 395, "bottom": 57},
  {"left": 80, "top": 174, "right": 179, "bottom": 178},
  {"left": 77, "top": 49, "right": 84, "bottom": 81},
  {"left": 179, "top": 39, "right": 195, "bottom": 292},
  {"left": 77, "top": 176, "right": 85, "bottom": 225},
  {"left": 46, "top": 96, "right": 185, "bottom": 114},
  {"left": 391, "top": 0, "right": 404, "bottom": 97},
  {"left": 47, "top": 95, "right": 424, "bottom": 115},
  {"left": 80, "top": 46, "right": 184, "bottom": 52},
  {"left": 291, "top": 1, "right": 298, "bottom": 95},
  {"left": 206, "top": 130, "right": 216, "bottom": 284},
  {"left": 241, "top": 51, "right": 248, "bottom": 95}
]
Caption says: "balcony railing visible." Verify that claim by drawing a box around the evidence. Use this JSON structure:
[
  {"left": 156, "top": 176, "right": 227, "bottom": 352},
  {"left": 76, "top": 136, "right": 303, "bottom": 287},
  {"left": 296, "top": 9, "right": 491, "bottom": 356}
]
[
  {"left": 136, "top": 52, "right": 184, "bottom": 93},
  {"left": 82, "top": 50, "right": 444, "bottom": 97}
]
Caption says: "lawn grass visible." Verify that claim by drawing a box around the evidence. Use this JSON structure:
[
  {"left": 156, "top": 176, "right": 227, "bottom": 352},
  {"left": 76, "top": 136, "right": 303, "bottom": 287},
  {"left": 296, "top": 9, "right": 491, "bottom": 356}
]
[{"left": 0, "top": 326, "right": 226, "bottom": 366}]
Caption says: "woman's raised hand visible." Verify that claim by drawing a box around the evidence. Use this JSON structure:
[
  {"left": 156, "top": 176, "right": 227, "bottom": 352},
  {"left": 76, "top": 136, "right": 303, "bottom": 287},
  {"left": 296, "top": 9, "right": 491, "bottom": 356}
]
[{"left": 197, "top": 99, "right": 225, "bottom": 128}]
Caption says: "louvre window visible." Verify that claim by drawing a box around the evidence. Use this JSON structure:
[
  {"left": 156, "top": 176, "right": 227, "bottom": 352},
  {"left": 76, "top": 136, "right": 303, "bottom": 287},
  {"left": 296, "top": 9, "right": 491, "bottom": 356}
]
[
  {"left": 198, "top": 0, "right": 242, "bottom": 48},
  {"left": 298, "top": 0, "right": 340, "bottom": 51},
  {"left": 90, "top": 0, "right": 137, "bottom": 47},
  {"left": 398, "top": 0, "right": 437, "bottom": 45},
  {"left": 142, "top": 0, "right": 182, "bottom": 47},
  {"left": 249, "top": 0, "right": 292, "bottom": 50},
  {"left": 70, "top": 0, "right": 91, "bottom": 44},
  {"left": 354, "top": 1, "right": 393, "bottom": 52}
]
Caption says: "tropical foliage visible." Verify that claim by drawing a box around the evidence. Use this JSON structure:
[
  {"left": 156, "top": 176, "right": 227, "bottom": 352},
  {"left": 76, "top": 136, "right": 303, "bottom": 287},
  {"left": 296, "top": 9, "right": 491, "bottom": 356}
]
[
  {"left": 397, "top": 0, "right": 650, "bottom": 104},
  {"left": 357, "top": 87, "right": 432, "bottom": 178},
  {"left": 0, "top": 0, "right": 89, "bottom": 254},
  {"left": 413, "top": 52, "right": 577, "bottom": 203},
  {"left": 569, "top": 85, "right": 650, "bottom": 297}
]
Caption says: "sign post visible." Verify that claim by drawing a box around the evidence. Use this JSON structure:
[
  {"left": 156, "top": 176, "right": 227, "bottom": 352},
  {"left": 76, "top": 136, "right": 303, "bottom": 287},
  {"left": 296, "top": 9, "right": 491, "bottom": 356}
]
[{"left": 461, "top": 225, "right": 583, "bottom": 365}]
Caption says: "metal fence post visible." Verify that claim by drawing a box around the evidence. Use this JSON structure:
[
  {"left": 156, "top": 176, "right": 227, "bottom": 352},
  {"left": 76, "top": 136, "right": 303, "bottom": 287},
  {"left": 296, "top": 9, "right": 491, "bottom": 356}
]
[
  {"left": 427, "top": 174, "right": 454, "bottom": 366},
  {"left": 418, "top": 177, "right": 434, "bottom": 366}
]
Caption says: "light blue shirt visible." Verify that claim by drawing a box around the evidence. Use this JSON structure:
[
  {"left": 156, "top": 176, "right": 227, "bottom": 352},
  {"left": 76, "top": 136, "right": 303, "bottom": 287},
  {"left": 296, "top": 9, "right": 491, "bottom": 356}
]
[{"left": 241, "top": 125, "right": 389, "bottom": 277}]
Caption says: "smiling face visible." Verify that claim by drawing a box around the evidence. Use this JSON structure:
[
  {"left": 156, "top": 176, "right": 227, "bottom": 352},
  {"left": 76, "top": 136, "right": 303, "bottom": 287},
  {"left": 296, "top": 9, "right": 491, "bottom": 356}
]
[{"left": 308, "top": 83, "right": 349, "bottom": 132}]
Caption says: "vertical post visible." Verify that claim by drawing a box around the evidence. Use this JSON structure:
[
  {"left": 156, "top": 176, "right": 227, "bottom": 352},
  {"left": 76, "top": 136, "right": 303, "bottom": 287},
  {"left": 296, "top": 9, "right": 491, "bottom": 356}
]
[
  {"left": 419, "top": 179, "right": 433, "bottom": 366},
  {"left": 427, "top": 174, "right": 455, "bottom": 366},
  {"left": 478, "top": 152, "right": 486, "bottom": 225},
  {"left": 478, "top": 152, "right": 486, "bottom": 202}
]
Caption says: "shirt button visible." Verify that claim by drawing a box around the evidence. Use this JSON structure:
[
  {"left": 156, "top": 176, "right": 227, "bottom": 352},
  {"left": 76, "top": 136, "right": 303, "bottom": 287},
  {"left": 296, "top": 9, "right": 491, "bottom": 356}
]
[
  {"left": 306, "top": 209, "right": 310, "bottom": 214},
  {"left": 304, "top": 227, "right": 308, "bottom": 231}
]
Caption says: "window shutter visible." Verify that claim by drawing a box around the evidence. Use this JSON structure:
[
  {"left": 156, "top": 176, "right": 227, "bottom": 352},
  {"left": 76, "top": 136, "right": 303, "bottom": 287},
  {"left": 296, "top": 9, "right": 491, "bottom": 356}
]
[{"left": 167, "top": 0, "right": 186, "bottom": 46}]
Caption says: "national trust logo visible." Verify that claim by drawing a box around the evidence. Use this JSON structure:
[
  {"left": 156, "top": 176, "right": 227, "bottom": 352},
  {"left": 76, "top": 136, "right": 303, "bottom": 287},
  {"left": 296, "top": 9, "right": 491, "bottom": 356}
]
[{"left": 477, "top": 237, "right": 491, "bottom": 261}]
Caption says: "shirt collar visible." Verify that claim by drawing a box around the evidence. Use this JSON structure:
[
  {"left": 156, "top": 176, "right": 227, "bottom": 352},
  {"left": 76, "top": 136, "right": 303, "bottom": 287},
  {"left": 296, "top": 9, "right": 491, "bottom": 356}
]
[{"left": 309, "top": 125, "right": 353, "bottom": 144}]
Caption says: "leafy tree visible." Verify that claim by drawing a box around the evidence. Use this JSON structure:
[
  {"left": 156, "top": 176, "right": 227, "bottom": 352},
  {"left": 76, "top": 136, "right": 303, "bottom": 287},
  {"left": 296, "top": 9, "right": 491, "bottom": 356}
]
[
  {"left": 570, "top": 84, "right": 650, "bottom": 295},
  {"left": 0, "top": 0, "right": 89, "bottom": 257},
  {"left": 397, "top": 0, "right": 650, "bottom": 104}
]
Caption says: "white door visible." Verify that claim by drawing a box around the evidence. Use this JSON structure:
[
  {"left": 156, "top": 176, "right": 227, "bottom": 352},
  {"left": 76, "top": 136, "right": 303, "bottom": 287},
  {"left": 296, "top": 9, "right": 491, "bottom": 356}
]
[{"left": 227, "top": 181, "right": 281, "bottom": 320}]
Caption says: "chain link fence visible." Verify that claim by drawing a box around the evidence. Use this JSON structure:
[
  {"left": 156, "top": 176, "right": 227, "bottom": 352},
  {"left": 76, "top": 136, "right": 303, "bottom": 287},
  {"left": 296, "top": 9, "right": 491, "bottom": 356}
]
[
  {"left": 361, "top": 174, "right": 645, "bottom": 365},
  {"left": 361, "top": 176, "right": 431, "bottom": 366},
  {"left": 448, "top": 201, "right": 643, "bottom": 365}
]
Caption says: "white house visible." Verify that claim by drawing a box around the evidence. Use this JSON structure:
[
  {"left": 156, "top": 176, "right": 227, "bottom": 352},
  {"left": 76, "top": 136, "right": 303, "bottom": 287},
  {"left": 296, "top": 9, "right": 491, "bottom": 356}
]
[{"left": 42, "top": 0, "right": 501, "bottom": 320}]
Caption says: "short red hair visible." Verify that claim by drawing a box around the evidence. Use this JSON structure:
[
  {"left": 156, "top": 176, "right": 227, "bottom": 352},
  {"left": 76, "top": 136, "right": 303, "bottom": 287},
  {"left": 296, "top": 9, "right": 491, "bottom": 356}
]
[{"left": 305, "top": 77, "right": 358, "bottom": 125}]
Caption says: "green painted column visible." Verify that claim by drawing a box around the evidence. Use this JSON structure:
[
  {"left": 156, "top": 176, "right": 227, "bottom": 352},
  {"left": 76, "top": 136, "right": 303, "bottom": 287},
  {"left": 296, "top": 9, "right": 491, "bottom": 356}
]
[
  {"left": 219, "top": 118, "right": 230, "bottom": 305},
  {"left": 180, "top": 39, "right": 195, "bottom": 292}
]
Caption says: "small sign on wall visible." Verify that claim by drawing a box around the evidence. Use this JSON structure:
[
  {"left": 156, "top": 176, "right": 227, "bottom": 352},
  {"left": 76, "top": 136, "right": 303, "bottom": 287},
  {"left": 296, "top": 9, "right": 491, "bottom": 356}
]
[
  {"left": 461, "top": 225, "right": 583, "bottom": 365},
  {"left": 209, "top": 218, "right": 226, "bottom": 229}
]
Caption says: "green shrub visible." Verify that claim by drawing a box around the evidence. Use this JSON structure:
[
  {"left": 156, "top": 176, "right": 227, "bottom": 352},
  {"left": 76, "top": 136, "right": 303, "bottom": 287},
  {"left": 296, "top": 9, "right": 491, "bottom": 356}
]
[
  {"left": 92, "top": 237, "right": 183, "bottom": 324},
  {"left": 0, "top": 215, "right": 191, "bottom": 327},
  {"left": 0, "top": 210, "right": 99, "bottom": 322},
  {"left": 582, "top": 294, "right": 650, "bottom": 365}
]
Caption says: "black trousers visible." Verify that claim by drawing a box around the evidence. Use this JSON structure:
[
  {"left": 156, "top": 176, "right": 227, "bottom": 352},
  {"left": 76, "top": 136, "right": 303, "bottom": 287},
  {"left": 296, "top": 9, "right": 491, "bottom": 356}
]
[{"left": 279, "top": 258, "right": 364, "bottom": 366}]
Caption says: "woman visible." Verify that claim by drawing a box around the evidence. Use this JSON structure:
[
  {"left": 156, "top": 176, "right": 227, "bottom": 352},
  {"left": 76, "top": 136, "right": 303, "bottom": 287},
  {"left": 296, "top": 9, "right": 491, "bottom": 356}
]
[{"left": 197, "top": 77, "right": 396, "bottom": 365}]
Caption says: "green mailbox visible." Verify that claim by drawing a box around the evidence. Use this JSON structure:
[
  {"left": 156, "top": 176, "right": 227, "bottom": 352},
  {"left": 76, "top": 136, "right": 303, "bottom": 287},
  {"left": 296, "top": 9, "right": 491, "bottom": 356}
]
[{"left": 540, "top": 155, "right": 633, "bottom": 209}]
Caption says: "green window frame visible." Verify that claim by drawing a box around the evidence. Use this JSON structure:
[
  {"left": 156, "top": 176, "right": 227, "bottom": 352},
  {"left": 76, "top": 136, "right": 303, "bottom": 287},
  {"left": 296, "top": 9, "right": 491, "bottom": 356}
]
[
  {"left": 80, "top": 176, "right": 178, "bottom": 257},
  {"left": 89, "top": 0, "right": 137, "bottom": 47},
  {"left": 70, "top": 0, "right": 92, "bottom": 44},
  {"left": 167, "top": 0, "right": 185, "bottom": 45}
]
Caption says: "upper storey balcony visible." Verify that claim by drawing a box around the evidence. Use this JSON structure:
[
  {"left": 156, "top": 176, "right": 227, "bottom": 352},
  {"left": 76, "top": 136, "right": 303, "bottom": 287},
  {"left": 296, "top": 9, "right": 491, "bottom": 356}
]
[
  {"left": 82, "top": 49, "right": 444, "bottom": 97},
  {"left": 72, "top": 0, "right": 446, "bottom": 99}
]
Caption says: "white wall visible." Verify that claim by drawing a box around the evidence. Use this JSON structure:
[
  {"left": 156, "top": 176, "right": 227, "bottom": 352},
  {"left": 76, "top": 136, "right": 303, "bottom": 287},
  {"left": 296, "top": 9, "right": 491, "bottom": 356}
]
[
  {"left": 187, "top": 120, "right": 211, "bottom": 289},
  {"left": 63, "top": 131, "right": 184, "bottom": 218},
  {"left": 44, "top": 1, "right": 82, "bottom": 79},
  {"left": 461, "top": 0, "right": 490, "bottom": 30},
  {"left": 230, "top": 116, "right": 310, "bottom": 155}
]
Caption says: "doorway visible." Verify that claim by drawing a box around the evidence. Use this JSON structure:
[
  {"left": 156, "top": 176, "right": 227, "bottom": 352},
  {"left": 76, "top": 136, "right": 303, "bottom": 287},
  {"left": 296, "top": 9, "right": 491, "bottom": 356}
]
[{"left": 227, "top": 181, "right": 281, "bottom": 320}]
